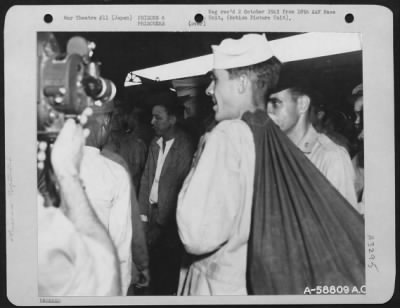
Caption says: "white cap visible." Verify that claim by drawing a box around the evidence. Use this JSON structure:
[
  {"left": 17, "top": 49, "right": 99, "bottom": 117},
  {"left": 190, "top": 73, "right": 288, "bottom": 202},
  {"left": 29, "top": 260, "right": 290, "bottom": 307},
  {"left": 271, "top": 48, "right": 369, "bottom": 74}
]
[{"left": 212, "top": 33, "right": 274, "bottom": 69}]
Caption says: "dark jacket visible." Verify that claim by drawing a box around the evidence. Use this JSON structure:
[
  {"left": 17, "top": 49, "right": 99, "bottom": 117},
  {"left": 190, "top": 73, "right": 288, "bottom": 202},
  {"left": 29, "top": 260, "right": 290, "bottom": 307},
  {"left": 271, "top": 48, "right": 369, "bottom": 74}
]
[
  {"left": 138, "top": 128, "right": 194, "bottom": 228},
  {"left": 104, "top": 131, "right": 147, "bottom": 194}
]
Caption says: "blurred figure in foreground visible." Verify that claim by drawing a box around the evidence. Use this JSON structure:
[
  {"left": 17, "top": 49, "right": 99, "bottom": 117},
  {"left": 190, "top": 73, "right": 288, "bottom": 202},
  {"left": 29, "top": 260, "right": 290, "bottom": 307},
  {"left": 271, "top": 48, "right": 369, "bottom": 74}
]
[
  {"left": 80, "top": 101, "right": 133, "bottom": 295},
  {"left": 38, "top": 113, "right": 121, "bottom": 296}
]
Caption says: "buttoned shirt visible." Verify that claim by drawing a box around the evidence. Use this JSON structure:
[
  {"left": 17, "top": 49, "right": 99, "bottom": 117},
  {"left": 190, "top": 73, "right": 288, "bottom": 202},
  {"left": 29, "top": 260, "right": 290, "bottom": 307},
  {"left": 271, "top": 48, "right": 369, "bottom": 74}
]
[
  {"left": 297, "top": 125, "right": 358, "bottom": 212},
  {"left": 149, "top": 137, "right": 175, "bottom": 204},
  {"left": 38, "top": 193, "right": 119, "bottom": 296},
  {"left": 80, "top": 146, "right": 133, "bottom": 294}
]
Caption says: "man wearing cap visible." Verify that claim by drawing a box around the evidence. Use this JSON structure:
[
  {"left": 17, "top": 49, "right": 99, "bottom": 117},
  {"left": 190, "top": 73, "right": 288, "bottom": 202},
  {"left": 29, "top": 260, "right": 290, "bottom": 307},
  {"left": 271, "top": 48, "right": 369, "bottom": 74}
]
[
  {"left": 267, "top": 80, "right": 358, "bottom": 211},
  {"left": 80, "top": 101, "right": 133, "bottom": 295},
  {"left": 176, "top": 33, "right": 281, "bottom": 295},
  {"left": 138, "top": 91, "right": 195, "bottom": 294}
]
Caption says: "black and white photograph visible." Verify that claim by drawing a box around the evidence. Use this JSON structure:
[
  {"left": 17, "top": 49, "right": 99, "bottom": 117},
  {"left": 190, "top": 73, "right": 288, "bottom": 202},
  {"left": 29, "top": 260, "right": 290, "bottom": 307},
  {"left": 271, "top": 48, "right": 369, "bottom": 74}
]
[{"left": 4, "top": 4, "right": 395, "bottom": 306}]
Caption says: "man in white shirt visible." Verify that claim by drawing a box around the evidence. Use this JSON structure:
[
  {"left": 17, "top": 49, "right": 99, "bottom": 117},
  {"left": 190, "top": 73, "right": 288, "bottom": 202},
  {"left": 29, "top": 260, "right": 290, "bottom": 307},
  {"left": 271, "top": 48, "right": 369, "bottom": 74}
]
[
  {"left": 38, "top": 115, "right": 121, "bottom": 296},
  {"left": 176, "top": 34, "right": 281, "bottom": 295},
  {"left": 267, "top": 79, "right": 359, "bottom": 212},
  {"left": 138, "top": 92, "right": 194, "bottom": 294},
  {"left": 80, "top": 101, "right": 133, "bottom": 295}
]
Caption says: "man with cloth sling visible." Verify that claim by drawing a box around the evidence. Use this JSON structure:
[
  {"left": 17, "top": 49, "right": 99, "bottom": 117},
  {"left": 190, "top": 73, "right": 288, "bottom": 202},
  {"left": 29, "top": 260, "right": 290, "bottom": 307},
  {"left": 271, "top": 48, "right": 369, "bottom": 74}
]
[
  {"left": 177, "top": 33, "right": 280, "bottom": 295},
  {"left": 177, "top": 33, "right": 364, "bottom": 295}
]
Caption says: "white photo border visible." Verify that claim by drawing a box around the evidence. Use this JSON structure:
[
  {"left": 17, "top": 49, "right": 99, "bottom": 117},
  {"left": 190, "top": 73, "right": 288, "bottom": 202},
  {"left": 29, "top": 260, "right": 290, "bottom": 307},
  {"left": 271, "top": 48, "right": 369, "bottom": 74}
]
[{"left": 4, "top": 4, "right": 395, "bottom": 305}]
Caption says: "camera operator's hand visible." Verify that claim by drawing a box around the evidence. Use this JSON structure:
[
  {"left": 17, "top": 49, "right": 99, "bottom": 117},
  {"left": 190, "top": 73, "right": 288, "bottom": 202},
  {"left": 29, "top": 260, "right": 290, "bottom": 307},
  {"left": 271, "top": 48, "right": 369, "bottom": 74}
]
[
  {"left": 47, "top": 107, "right": 122, "bottom": 295},
  {"left": 51, "top": 108, "right": 92, "bottom": 179}
]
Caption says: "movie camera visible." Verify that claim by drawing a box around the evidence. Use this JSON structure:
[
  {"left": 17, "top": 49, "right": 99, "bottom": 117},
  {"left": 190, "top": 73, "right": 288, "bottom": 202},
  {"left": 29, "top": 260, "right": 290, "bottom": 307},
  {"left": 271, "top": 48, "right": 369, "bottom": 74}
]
[
  {"left": 37, "top": 33, "right": 116, "bottom": 207},
  {"left": 37, "top": 33, "right": 116, "bottom": 142}
]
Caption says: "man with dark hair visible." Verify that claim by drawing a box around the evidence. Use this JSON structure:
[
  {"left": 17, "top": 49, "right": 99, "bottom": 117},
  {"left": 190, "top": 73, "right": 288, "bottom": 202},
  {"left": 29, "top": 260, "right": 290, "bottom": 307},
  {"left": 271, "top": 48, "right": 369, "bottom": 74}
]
[
  {"left": 104, "top": 106, "right": 147, "bottom": 194},
  {"left": 138, "top": 91, "right": 195, "bottom": 294},
  {"left": 267, "top": 80, "right": 358, "bottom": 211},
  {"left": 177, "top": 33, "right": 280, "bottom": 295},
  {"left": 101, "top": 140, "right": 150, "bottom": 295},
  {"left": 101, "top": 103, "right": 150, "bottom": 295}
]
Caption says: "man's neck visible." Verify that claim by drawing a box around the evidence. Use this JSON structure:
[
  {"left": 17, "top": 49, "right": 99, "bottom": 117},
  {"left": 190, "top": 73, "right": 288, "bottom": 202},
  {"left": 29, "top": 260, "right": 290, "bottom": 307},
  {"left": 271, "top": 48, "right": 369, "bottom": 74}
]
[
  {"left": 287, "top": 121, "right": 311, "bottom": 146},
  {"left": 85, "top": 137, "right": 101, "bottom": 150},
  {"left": 161, "top": 127, "right": 176, "bottom": 142},
  {"left": 238, "top": 99, "right": 258, "bottom": 118}
]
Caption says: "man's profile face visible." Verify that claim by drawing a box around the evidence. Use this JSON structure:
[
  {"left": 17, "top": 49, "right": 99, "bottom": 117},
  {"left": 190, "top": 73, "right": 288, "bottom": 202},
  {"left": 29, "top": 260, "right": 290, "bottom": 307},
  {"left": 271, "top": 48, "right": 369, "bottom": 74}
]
[
  {"left": 267, "top": 89, "right": 300, "bottom": 134},
  {"left": 206, "top": 69, "right": 241, "bottom": 122},
  {"left": 151, "top": 105, "right": 174, "bottom": 137}
]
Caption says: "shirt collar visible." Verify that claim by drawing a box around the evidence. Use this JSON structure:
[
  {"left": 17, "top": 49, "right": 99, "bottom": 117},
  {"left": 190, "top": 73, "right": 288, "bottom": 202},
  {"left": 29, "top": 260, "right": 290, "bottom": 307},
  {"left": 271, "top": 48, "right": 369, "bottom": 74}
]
[
  {"left": 156, "top": 137, "right": 175, "bottom": 148},
  {"left": 297, "top": 125, "right": 319, "bottom": 154},
  {"left": 84, "top": 145, "right": 101, "bottom": 155}
]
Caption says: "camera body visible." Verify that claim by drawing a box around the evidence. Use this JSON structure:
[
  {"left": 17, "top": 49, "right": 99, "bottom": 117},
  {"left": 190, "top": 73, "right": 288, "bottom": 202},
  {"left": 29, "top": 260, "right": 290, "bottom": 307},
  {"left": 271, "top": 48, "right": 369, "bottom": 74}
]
[
  {"left": 37, "top": 33, "right": 116, "bottom": 207},
  {"left": 37, "top": 33, "right": 116, "bottom": 142}
]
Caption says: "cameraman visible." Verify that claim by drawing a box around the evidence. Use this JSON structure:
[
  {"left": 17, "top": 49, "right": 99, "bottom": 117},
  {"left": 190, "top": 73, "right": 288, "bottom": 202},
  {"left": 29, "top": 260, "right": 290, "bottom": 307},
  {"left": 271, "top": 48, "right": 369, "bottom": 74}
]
[{"left": 38, "top": 112, "right": 121, "bottom": 296}]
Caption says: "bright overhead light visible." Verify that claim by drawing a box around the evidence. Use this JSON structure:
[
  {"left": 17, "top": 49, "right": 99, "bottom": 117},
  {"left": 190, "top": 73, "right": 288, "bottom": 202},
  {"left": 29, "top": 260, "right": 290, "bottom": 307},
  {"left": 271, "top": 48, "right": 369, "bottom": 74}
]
[
  {"left": 126, "top": 32, "right": 361, "bottom": 83},
  {"left": 124, "top": 73, "right": 143, "bottom": 87},
  {"left": 272, "top": 32, "right": 361, "bottom": 63},
  {"left": 130, "top": 54, "right": 213, "bottom": 84}
]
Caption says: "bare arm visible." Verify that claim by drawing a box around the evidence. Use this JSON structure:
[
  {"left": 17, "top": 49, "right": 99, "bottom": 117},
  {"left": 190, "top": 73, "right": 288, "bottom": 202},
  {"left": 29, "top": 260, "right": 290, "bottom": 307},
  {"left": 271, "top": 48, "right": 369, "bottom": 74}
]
[{"left": 51, "top": 117, "right": 121, "bottom": 295}]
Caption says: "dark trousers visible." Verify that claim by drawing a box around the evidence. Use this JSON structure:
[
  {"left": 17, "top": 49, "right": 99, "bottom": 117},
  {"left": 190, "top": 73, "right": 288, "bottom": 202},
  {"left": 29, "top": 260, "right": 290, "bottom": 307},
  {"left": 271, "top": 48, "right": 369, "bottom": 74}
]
[
  {"left": 145, "top": 203, "right": 182, "bottom": 295},
  {"left": 147, "top": 217, "right": 182, "bottom": 294},
  {"left": 148, "top": 239, "right": 182, "bottom": 295}
]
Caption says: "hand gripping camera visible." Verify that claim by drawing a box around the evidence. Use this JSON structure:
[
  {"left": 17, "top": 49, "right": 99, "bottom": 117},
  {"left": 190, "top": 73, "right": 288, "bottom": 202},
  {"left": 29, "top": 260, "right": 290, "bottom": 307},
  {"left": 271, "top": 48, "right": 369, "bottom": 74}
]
[
  {"left": 37, "top": 33, "right": 116, "bottom": 207},
  {"left": 37, "top": 33, "right": 116, "bottom": 142}
]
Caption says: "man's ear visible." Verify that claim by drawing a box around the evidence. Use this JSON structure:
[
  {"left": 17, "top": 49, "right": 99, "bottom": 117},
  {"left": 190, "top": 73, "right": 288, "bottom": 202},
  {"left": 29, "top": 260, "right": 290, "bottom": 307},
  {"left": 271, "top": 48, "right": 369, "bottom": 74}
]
[
  {"left": 297, "top": 95, "right": 311, "bottom": 114},
  {"left": 238, "top": 74, "right": 250, "bottom": 94}
]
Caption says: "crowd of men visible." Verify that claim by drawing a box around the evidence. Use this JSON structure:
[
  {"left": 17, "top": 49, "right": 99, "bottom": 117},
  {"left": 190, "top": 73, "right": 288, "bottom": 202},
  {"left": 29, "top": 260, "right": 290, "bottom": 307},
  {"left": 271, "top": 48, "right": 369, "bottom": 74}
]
[{"left": 38, "top": 33, "right": 365, "bottom": 296}]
